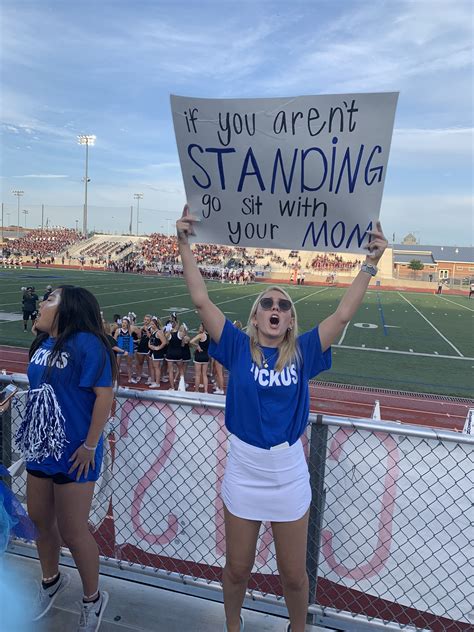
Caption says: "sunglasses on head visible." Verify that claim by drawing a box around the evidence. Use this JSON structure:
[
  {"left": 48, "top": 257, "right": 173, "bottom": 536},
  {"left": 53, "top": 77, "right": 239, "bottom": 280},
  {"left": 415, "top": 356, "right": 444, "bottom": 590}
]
[{"left": 259, "top": 297, "right": 292, "bottom": 312}]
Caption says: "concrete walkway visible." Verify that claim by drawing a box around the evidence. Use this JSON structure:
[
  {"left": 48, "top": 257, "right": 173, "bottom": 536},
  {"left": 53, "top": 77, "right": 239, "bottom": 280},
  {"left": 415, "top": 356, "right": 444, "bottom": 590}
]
[{"left": 5, "top": 553, "right": 335, "bottom": 632}]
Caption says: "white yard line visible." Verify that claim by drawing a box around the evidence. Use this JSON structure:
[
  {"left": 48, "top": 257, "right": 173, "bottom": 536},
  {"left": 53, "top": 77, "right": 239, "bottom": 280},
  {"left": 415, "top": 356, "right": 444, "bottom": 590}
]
[
  {"left": 335, "top": 344, "right": 473, "bottom": 361},
  {"left": 436, "top": 295, "right": 474, "bottom": 312},
  {"left": 398, "top": 292, "right": 464, "bottom": 357},
  {"left": 292, "top": 287, "right": 332, "bottom": 305},
  {"left": 160, "top": 289, "right": 265, "bottom": 318},
  {"left": 337, "top": 322, "right": 350, "bottom": 346}
]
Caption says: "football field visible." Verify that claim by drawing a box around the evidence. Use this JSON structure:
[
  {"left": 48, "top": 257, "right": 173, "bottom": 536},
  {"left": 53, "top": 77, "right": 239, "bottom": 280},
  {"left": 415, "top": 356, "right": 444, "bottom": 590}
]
[{"left": 1, "top": 267, "right": 473, "bottom": 397}]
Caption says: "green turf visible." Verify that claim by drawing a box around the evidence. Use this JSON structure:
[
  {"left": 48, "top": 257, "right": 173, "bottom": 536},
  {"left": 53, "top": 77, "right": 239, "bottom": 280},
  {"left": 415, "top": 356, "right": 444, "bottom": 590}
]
[{"left": 1, "top": 267, "right": 473, "bottom": 397}]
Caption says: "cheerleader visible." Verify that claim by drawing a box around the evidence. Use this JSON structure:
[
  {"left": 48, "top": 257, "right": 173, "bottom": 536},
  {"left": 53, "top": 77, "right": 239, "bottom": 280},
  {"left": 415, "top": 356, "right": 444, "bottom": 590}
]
[
  {"left": 148, "top": 318, "right": 167, "bottom": 388},
  {"left": 177, "top": 205, "right": 387, "bottom": 632},
  {"left": 114, "top": 317, "right": 136, "bottom": 384},
  {"left": 135, "top": 314, "right": 153, "bottom": 383},
  {"left": 15, "top": 285, "right": 116, "bottom": 631},
  {"left": 176, "top": 324, "right": 190, "bottom": 390},
  {"left": 190, "top": 323, "right": 210, "bottom": 393},
  {"left": 164, "top": 320, "right": 182, "bottom": 390}
]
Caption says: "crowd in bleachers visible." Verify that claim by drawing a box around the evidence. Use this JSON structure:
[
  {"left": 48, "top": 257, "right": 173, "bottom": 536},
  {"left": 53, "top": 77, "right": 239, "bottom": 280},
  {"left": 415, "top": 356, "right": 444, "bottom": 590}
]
[
  {"left": 310, "top": 253, "right": 361, "bottom": 271},
  {"left": 7, "top": 228, "right": 82, "bottom": 256},
  {"left": 76, "top": 239, "right": 134, "bottom": 261},
  {"left": 194, "top": 243, "right": 234, "bottom": 265},
  {"left": 140, "top": 233, "right": 180, "bottom": 264}
]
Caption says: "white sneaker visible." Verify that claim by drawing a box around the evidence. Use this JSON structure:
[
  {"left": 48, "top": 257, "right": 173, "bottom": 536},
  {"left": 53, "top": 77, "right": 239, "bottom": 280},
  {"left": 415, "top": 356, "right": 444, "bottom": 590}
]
[
  {"left": 148, "top": 382, "right": 159, "bottom": 388},
  {"left": 145, "top": 378, "right": 152, "bottom": 385},
  {"left": 32, "top": 572, "right": 71, "bottom": 621},
  {"left": 128, "top": 378, "right": 138, "bottom": 384},
  {"left": 77, "top": 590, "right": 109, "bottom": 631},
  {"left": 214, "top": 388, "right": 225, "bottom": 395}
]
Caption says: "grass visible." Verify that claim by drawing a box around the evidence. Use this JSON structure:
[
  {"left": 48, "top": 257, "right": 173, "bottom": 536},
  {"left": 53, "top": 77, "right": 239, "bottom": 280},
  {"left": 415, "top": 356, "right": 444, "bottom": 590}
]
[{"left": 1, "top": 267, "right": 473, "bottom": 397}]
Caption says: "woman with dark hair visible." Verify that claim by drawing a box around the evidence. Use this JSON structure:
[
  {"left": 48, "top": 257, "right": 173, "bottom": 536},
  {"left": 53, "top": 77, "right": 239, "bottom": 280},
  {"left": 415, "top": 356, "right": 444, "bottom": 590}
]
[
  {"left": 147, "top": 318, "right": 167, "bottom": 388},
  {"left": 190, "top": 323, "right": 210, "bottom": 392},
  {"left": 15, "top": 285, "right": 116, "bottom": 632},
  {"left": 177, "top": 205, "right": 387, "bottom": 632}
]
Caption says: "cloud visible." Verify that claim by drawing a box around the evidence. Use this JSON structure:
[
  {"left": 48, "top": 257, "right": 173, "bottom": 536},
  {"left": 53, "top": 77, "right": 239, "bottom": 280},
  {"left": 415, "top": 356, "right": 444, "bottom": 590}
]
[
  {"left": 258, "top": 1, "right": 472, "bottom": 97},
  {"left": 391, "top": 127, "right": 473, "bottom": 158},
  {"left": 10, "top": 174, "right": 70, "bottom": 179}
]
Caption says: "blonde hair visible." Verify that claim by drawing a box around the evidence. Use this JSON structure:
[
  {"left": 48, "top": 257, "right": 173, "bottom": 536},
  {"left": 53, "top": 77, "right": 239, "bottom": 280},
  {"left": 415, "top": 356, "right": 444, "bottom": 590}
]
[{"left": 246, "top": 286, "right": 300, "bottom": 373}]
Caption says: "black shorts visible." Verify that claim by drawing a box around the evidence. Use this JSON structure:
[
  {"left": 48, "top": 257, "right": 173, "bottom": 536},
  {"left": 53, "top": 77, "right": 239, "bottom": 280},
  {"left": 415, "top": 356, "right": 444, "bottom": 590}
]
[
  {"left": 27, "top": 468, "right": 76, "bottom": 485},
  {"left": 23, "top": 310, "right": 37, "bottom": 321}
]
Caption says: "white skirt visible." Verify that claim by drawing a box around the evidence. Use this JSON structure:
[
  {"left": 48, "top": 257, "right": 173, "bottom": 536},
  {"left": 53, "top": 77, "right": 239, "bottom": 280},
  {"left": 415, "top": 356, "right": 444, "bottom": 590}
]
[{"left": 222, "top": 435, "right": 311, "bottom": 522}]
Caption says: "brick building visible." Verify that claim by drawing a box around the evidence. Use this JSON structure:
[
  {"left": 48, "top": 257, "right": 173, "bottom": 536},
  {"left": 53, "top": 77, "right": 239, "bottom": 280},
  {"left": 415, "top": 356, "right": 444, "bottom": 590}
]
[{"left": 393, "top": 244, "right": 474, "bottom": 283}]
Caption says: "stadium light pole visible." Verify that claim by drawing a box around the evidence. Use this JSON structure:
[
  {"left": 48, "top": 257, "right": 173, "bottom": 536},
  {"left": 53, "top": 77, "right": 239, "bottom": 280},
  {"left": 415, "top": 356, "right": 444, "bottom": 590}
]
[
  {"left": 77, "top": 134, "right": 96, "bottom": 238},
  {"left": 12, "top": 190, "right": 24, "bottom": 237},
  {"left": 23, "top": 209, "right": 29, "bottom": 228},
  {"left": 133, "top": 193, "right": 143, "bottom": 235}
]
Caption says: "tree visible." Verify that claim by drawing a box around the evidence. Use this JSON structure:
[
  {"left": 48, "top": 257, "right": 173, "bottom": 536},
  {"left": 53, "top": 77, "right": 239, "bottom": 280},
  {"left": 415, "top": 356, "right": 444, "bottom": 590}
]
[{"left": 408, "top": 259, "right": 424, "bottom": 278}]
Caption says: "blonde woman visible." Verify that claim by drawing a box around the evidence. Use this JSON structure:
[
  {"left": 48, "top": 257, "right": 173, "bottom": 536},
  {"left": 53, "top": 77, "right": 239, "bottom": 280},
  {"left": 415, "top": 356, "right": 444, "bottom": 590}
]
[
  {"left": 177, "top": 205, "right": 387, "bottom": 632},
  {"left": 135, "top": 314, "right": 153, "bottom": 384},
  {"left": 114, "top": 317, "right": 135, "bottom": 384}
]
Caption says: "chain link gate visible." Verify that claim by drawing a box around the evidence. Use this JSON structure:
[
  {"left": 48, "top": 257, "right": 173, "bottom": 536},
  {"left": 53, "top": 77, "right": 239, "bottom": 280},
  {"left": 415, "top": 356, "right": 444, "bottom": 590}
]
[{"left": 1, "top": 375, "right": 473, "bottom": 631}]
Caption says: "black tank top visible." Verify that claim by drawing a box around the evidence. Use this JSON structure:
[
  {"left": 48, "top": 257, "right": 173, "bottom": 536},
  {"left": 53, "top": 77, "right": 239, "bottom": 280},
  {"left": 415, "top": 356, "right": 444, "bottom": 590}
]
[
  {"left": 194, "top": 334, "right": 210, "bottom": 363},
  {"left": 149, "top": 331, "right": 165, "bottom": 359},
  {"left": 166, "top": 330, "right": 182, "bottom": 360},
  {"left": 137, "top": 327, "right": 150, "bottom": 353}
]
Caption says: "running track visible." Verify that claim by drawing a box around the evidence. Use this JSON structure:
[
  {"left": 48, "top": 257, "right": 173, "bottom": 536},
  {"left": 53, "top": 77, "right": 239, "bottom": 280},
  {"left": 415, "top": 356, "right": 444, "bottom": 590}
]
[{"left": 1, "top": 344, "right": 471, "bottom": 431}]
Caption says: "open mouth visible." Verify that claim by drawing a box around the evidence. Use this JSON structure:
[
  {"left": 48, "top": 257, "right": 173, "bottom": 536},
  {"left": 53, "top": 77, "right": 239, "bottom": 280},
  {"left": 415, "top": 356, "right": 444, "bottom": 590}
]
[{"left": 269, "top": 314, "right": 280, "bottom": 326}]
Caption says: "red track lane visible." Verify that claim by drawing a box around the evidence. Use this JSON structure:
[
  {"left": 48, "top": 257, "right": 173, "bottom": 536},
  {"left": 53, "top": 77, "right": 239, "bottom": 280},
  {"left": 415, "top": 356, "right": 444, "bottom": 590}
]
[{"left": 1, "top": 345, "right": 471, "bottom": 431}]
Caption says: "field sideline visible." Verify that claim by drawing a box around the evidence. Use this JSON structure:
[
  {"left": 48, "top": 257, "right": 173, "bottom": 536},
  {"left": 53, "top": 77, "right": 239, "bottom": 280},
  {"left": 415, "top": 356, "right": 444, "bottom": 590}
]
[{"left": 0, "top": 267, "right": 473, "bottom": 398}]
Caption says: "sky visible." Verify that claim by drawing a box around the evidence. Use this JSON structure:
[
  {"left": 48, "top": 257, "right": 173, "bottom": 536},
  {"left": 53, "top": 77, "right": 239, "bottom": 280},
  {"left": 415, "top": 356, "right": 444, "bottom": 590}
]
[{"left": 1, "top": 0, "right": 473, "bottom": 245}]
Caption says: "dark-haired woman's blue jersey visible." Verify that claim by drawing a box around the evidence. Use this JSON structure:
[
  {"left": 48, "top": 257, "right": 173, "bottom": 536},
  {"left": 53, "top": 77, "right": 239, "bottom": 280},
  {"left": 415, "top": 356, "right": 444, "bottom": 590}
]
[{"left": 26, "top": 332, "right": 112, "bottom": 480}]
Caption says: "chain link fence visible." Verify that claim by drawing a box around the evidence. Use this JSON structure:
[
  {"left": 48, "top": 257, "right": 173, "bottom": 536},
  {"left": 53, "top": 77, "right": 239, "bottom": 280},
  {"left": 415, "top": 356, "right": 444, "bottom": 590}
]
[{"left": 1, "top": 375, "right": 473, "bottom": 631}]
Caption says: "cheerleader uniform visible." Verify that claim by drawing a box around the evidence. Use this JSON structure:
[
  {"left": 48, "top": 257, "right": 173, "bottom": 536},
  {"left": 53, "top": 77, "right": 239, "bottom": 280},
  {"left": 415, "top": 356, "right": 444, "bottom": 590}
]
[
  {"left": 116, "top": 328, "right": 134, "bottom": 355},
  {"left": 193, "top": 334, "right": 210, "bottom": 364},
  {"left": 131, "top": 330, "right": 139, "bottom": 353},
  {"left": 137, "top": 328, "right": 150, "bottom": 355},
  {"left": 149, "top": 331, "right": 165, "bottom": 361},
  {"left": 181, "top": 337, "right": 191, "bottom": 362},
  {"left": 166, "top": 331, "right": 182, "bottom": 362},
  {"left": 209, "top": 319, "right": 331, "bottom": 522}
]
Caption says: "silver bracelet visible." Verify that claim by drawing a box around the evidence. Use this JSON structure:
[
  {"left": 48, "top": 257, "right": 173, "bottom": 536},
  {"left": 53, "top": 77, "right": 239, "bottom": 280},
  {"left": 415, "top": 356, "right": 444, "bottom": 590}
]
[
  {"left": 83, "top": 442, "right": 97, "bottom": 451},
  {"left": 360, "top": 262, "right": 378, "bottom": 276}
]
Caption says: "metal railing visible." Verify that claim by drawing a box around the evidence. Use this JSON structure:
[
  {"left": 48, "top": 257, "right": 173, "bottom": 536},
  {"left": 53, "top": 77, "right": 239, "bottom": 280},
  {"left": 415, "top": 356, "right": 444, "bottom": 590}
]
[{"left": 1, "top": 374, "right": 473, "bottom": 631}]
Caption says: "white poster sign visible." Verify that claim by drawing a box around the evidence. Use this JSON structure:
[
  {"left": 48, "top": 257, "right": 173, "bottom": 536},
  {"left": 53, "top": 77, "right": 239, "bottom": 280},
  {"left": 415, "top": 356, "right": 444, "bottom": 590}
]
[{"left": 171, "top": 92, "right": 398, "bottom": 252}]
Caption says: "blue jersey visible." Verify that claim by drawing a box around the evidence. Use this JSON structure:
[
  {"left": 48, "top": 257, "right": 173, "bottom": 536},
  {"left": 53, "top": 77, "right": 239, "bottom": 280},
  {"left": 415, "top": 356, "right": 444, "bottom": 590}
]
[
  {"left": 26, "top": 332, "right": 112, "bottom": 480},
  {"left": 116, "top": 329, "right": 134, "bottom": 354},
  {"left": 209, "top": 319, "right": 331, "bottom": 449}
]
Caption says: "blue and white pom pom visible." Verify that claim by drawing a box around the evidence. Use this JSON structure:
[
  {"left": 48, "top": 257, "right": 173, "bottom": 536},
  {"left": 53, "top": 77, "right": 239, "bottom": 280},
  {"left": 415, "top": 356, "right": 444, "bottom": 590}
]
[{"left": 15, "top": 383, "right": 68, "bottom": 462}]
